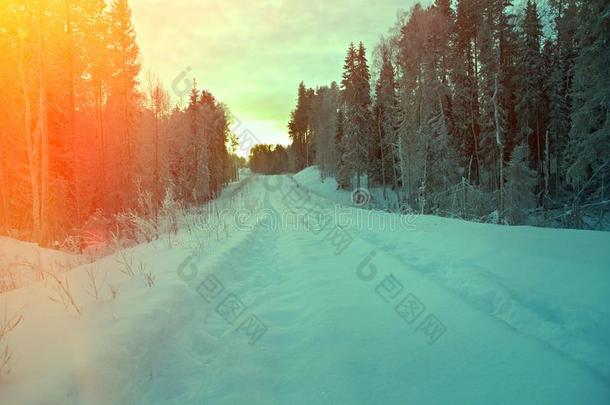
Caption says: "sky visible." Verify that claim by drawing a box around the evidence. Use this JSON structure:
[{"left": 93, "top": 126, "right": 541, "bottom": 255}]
[{"left": 130, "top": 0, "right": 424, "bottom": 154}]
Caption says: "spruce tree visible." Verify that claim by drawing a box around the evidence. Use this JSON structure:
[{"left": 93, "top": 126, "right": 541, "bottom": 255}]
[
  {"left": 335, "top": 109, "right": 351, "bottom": 190},
  {"left": 505, "top": 143, "right": 537, "bottom": 224},
  {"left": 453, "top": 0, "right": 482, "bottom": 184},
  {"left": 516, "top": 0, "right": 546, "bottom": 193},
  {"left": 107, "top": 0, "right": 141, "bottom": 207},
  {"left": 340, "top": 42, "right": 373, "bottom": 189},
  {"left": 374, "top": 45, "right": 400, "bottom": 197},
  {"left": 288, "top": 82, "right": 313, "bottom": 171},
  {"left": 312, "top": 84, "right": 340, "bottom": 179},
  {"left": 355, "top": 42, "right": 374, "bottom": 189},
  {"left": 547, "top": 0, "right": 578, "bottom": 195},
  {"left": 565, "top": 0, "right": 610, "bottom": 206}
]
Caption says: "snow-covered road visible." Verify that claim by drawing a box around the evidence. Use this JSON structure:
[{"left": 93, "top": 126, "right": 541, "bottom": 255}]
[
  {"left": 1, "top": 174, "right": 609, "bottom": 404},
  {"left": 128, "top": 175, "right": 610, "bottom": 404}
]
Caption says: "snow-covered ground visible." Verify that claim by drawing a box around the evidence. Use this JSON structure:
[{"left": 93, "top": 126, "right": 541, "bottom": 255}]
[
  {"left": 1, "top": 170, "right": 609, "bottom": 404},
  {"left": 0, "top": 237, "right": 83, "bottom": 293}
]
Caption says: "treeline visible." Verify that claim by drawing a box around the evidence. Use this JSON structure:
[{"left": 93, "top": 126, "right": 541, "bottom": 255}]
[
  {"left": 0, "top": 0, "right": 238, "bottom": 246},
  {"left": 287, "top": 0, "right": 609, "bottom": 228},
  {"left": 249, "top": 144, "right": 290, "bottom": 174}
]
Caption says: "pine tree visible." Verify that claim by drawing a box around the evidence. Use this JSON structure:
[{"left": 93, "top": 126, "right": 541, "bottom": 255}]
[
  {"left": 477, "top": 3, "right": 500, "bottom": 190},
  {"left": 453, "top": 0, "right": 483, "bottom": 184},
  {"left": 145, "top": 72, "right": 169, "bottom": 219},
  {"left": 396, "top": 4, "right": 431, "bottom": 206},
  {"left": 565, "top": 0, "right": 610, "bottom": 206},
  {"left": 477, "top": 0, "right": 515, "bottom": 212},
  {"left": 341, "top": 43, "right": 358, "bottom": 107},
  {"left": 340, "top": 42, "right": 373, "bottom": 189},
  {"left": 505, "top": 143, "right": 537, "bottom": 224},
  {"left": 107, "top": 0, "right": 141, "bottom": 208},
  {"left": 547, "top": 0, "right": 578, "bottom": 195},
  {"left": 288, "top": 82, "right": 313, "bottom": 171},
  {"left": 355, "top": 42, "right": 374, "bottom": 188},
  {"left": 374, "top": 44, "right": 400, "bottom": 198},
  {"left": 312, "top": 84, "right": 340, "bottom": 179},
  {"left": 425, "top": 100, "right": 461, "bottom": 214},
  {"left": 199, "top": 90, "right": 228, "bottom": 198},
  {"left": 516, "top": 0, "right": 546, "bottom": 195},
  {"left": 335, "top": 109, "right": 351, "bottom": 190},
  {"left": 182, "top": 80, "right": 210, "bottom": 204},
  {"left": 339, "top": 42, "right": 357, "bottom": 186},
  {"left": 498, "top": 1, "right": 519, "bottom": 165},
  {"left": 432, "top": 0, "right": 455, "bottom": 88}
]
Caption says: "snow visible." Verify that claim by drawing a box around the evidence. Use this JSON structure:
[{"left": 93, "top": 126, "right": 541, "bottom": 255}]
[
  {"left": 292, "top": 167, "right": 610, "bottom": 381},
  {"left": 1, "top": 170, "right": 609, "bottom": 404},
  {"left": 293, "top": 167, "right": 352, "bottom": 204},
  {"left": 0, "top": 237, "right": 82, "bottom": 293}
]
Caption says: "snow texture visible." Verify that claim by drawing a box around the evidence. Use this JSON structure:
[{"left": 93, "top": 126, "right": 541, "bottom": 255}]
[{"left": 0, "top": 169, "right": 609, "bottom": 404}]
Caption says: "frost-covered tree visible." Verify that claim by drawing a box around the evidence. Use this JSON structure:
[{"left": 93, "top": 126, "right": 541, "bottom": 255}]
[
  {"left": 310, "top": 83, "right": 340, "bottom": 179},
  {"left": 0, "top": 0, "right": 232, "bottom": 244},
  {"left": 335, "top": 109, "right": 351, "bottom": 190},
  {"left": 565, "top": 0, "right": 610, "bottom": 207},
  {"left": 504, "top": 143, "right": 537, "bottom": 224},
  {"left": 341, "top": 42, "right": 373, "bottom": 189},
  {"left": 374, "top": 44, "right": 400, "bottom": 197},
  {"left": 516, "top": 0, "right": 546, "bottom": 191},
  {"left": 284, "top": 0, "right": 608, "bottom": 228},
  {"left": 547, "top": 0, "right": 578, "bottom": 195},
  {"left": 424, "top": 102, "right": 461, "bottom": 214},
  {"left": 288, "top": 82, "right": 314, "bottom": 171},
  {"left": 107, "top": 0, "right": 142, "bottom": 208},
  {"left": 453, "top": 0, "right": 483, "bottom": 185}
]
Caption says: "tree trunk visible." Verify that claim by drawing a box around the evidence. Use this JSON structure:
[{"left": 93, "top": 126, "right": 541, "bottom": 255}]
[
  {"left": 66, "top": 1, "right": 81, "bottom": 225},
  {"left": 154, "top": 106, "right": 159, "bottom": 222},
  {"left": 378, "top": 109, "right": 387, "bottom": 200},
  {"left": 493, "top": 75, "right": 504, "bottom": 222},
  {"left": 0, "top": 133, "right": 9, "bottom": 230},
  {"left": 17, "top": 18, "right": 41, "bottom": 242},
  {"left": 37, "top": 0, "right": 50, "bottom": 245},
  {"left": 97, "top": 78, "right": 107, "bottom": 214}
]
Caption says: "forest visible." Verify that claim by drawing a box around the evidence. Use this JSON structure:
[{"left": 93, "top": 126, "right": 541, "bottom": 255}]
[
  {"left": 254, "top": 0, "right": 609, "bottom": 229},
  {"left": 1, "top": 2, "right": 610, "bottom": 402},
  {"left": 0, "top": 0, "right": 239, "bottom": 246}
]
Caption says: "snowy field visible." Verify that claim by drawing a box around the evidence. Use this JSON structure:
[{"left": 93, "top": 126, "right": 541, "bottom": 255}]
[{"left": 1, "top": 170, "right": 609, "bottom": 404}]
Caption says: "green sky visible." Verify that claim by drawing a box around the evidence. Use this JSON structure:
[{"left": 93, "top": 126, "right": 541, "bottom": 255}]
[{"left": 131, "top": 0, "right": 424, "bottom": 152}]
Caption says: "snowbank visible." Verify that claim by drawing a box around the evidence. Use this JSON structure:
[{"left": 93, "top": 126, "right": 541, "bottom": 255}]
[
  {"left": 292, "top": 166, "right": 610, "bottom": 382},
  {"left": 0, "top": 237, "right": 82, "bottom": 293}
]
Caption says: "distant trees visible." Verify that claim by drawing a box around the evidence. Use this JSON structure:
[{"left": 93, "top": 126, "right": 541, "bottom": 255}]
[
  {"left": 249, "top": 145, "right": 289, "bottom": 175},
  {"left": 0, "top": 0, "right": 233, "bottom": 245},
  {"left": 311, "top": 83, "right": 340, "bottom": 179},
  {"left": 287, "top": 0, "right": 610, "bottom": 228}
]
